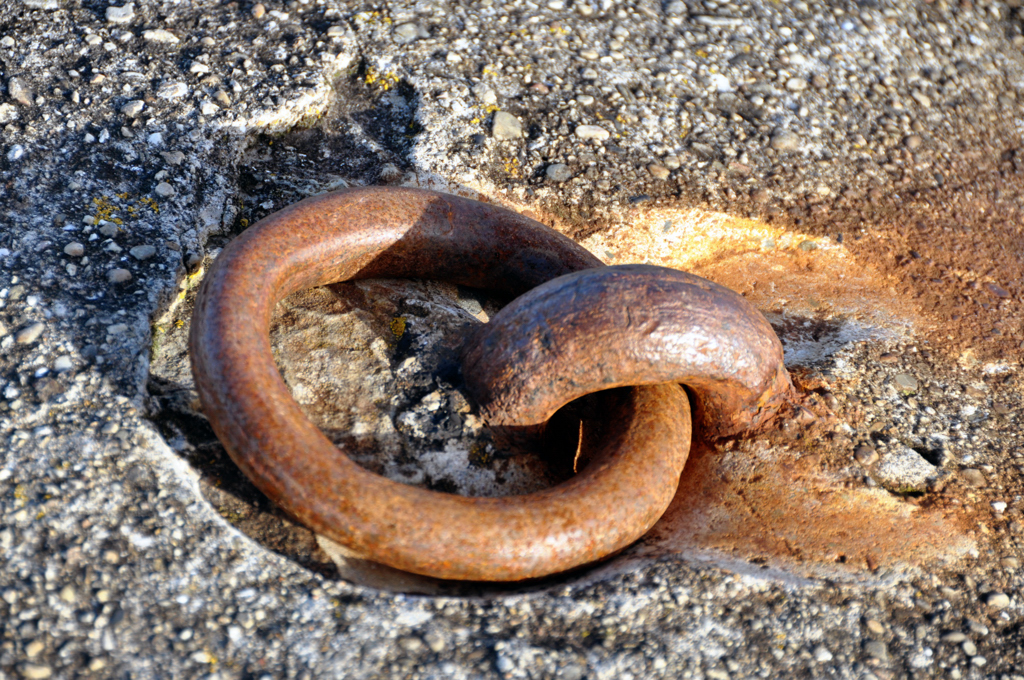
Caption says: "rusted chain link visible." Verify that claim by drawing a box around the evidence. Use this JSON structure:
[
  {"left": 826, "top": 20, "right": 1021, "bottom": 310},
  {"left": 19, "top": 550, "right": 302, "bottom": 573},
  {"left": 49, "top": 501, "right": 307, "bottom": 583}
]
[{"left": 190, "top": 187, "right": 791, "bottom": 581}]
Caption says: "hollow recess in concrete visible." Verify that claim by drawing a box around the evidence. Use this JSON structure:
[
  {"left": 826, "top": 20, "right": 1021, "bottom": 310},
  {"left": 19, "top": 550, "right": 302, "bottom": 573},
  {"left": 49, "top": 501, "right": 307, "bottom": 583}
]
[{"left": 149, "top": 253, "right": 974, "bottom": 596}]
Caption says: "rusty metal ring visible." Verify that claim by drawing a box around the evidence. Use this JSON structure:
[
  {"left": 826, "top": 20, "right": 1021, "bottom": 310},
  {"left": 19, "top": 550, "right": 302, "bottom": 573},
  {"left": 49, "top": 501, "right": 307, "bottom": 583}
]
[
  {"left": 462, "top": 264, "right": 793, "bottom": 441},
  {"left": 190, "top": 187, "right": 694, "bottom": 581}
]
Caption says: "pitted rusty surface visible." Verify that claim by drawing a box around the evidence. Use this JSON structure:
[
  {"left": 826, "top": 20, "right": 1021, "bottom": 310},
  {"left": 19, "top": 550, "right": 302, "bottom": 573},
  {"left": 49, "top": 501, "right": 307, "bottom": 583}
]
[
  {"left": 190, "top": 187, "right": 696, "bottom": 581},
  {"left": 462, "top": 264, "right": 793, "bottom": 441}
]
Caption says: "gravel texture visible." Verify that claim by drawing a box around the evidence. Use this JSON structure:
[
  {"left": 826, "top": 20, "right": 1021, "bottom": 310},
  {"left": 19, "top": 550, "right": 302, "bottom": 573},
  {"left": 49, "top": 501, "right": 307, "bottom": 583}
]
[{"left": 3, "top": 0, "right": 1024, "bottom": 678}]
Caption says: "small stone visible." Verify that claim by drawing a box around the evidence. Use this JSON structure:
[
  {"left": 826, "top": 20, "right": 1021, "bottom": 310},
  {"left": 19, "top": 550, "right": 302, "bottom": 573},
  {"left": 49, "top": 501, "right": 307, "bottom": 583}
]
[
  {"left": 53, "top": 356, "right": 73, "bottom": 372},
  {"left": 894, "top": 373, "right": 918, "bottom": 392},
  {"left": 15, "top": 322, "right": 45, "bottom": 345},
  {"left": 580, "top": 48, "right": 600, "bottom": 61},
  {"left": 326, "top": 25, "right": 346, "bottom": 38},
  {"left": 875, "top": 446, "right": 943, "bottom": 493},
  {"left": 393, "top": 23, "right": 421, "bottom": 44},
  {"left": 770, "top": 130, "right": 801, "bottom": 152},
  {"left": 129, "top": 245, "right": 156, "bottom": 260},
  {"left": 962, "top": 640, "right": 977, "bottom": 656},
  {"left": 84, "top": 34, "right": 103, "bottom": 46},
  {"left": 64, "top": 242, "right": 85, "bottom": 257},
  {"left": 904, "top": 134, "right": 923, "bottom": 150},
  {"left": 798, "top": 239, "right": 818, "bottom": 252},
  {"left": 23, "top": 0, "right": 61, "bottom": 8},
  {"left": 495, "top": 655, "right": 514, "bottom": 673},
  {"left": 214, "top": 90, "right": 232, "bottom": 107},
  {"left": 0, "top": 103, "right": 18, "bottom": 124},
  {"left": 491, "top": 111, "right": 523, "bottom": 140},
  {"left": 121, "top": 100, "right": 145, "bottom": 117},
  {"left": 251, "top": 2, "right": 265, "bottom": 18},
  {"left": 7, "top": 144, "right": 26, "bottom": 161},
  {"left": 200, "top": 100, "right": 219, "bottom": 116},
  {"left": 992, "top": 501, "right": 1008, "bottom": 513},
  {"left": 986, "top": 592, "right": 1010, "bottom": 609},
  {"left": 911, "top": 90, "right": 932, "bottom": 108},
  {"left": 866, "top": 619, "right": 885, "bottom": 635},
  {"left": 546, "top": 163, "right": 572, "bottom": 182},
  {"left": 25, "top": 640, "right": 44, "bottom": 657},
  {"left": 864, "top": 640, "right": 888, "bottom": 662},
  {"left": 160, "top": 151, "right": 185, "bottom": 166},
  {"left": 575, "top": 124, "right": 610, "bottom": 141},
  {"left": 813, "top": 645, "right": 833, "bottom": 662},
  {"left": 785, "top": 77, "right": 808, "bottom": 92},
  {"left": 99, "top": 223, "right": 119, "bottom": 237},
  {"left": 101, "top": 421, "right": 120, "bottom": 435},
  {"left": 8, "top": 77, "right": 33, "bottom": 106},
  {"left": 154, "top": 182, "right": 176, "bottom": 198},
  {"left": 397, "top": 636, "right": 424, "bottom": 653},
  {"left": 985, "top": 282, "right": 1011, "bottom": 299},
  {"left": 1002, "top": 557, "right": 1019, "bottom": 569},
  {"left": 961, "top": 468, "right": 986, "bottom": 487},
  {"left": 157, "top": 82, "right": 188, "bottom": 100},
  {"left": 423, "top": 631, "right": 445, "bottom": 653},
  {"left": 143, "top": 29, "right": 179, "bottom": 44},
  {"left": 854, "top": 445, "right": 878, "bottom": 466},
  {"left": 107, "top": 268, "right": 132, "bottom": 283},
  {"left": 648, "top": 163, "right": 670, "bottom": 180},
  {"left": 941, "top": 632, "right": 967, "bottom": 643},
  {"left": 105, "top": 3, "right": 134, "bottom": 23},
  {"left": 19, "top": 665, "right": 52, "bottom": 679}
]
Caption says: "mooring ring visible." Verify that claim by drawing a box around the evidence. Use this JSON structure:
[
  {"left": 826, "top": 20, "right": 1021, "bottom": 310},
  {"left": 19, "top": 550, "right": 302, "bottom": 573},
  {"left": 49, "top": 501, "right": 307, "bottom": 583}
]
[{"left": 190, "top": 187, "right": 694, "bottom": 581}]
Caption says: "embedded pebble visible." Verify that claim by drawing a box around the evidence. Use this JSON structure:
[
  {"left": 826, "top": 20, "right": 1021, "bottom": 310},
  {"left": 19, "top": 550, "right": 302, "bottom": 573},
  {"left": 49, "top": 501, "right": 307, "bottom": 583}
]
[
  {"left": 393, "top": 23, "right": 421, "bottom": 44},
  {"left": 785, "top": 77, "right": 808, "bottom": 92},
  {"left": 575, "top": 124, "right": 610, "bottom": 141},
  {"left": 854, "top": 445, "right": 878, "bottom": 466},
  {"left": 985, "top": 282, "right": 1011, "bottom": 299},
  {"left": 108, "top": 268, "right": 132, "bottom": 283},
  {"left": 647, "top": 163, "right": 670, "bottom": 180},
  {"left": 15, "top": 322, "right": 45, "bottom": 345},
  {"left": 154, "top": 182, "right": 176, "bottom": 198},
  {"left": 53, "top": 356, "right": 73, "bottom": 372},
  {"left": 105, "top": 3, "right": 134, "bottom": 23},
  {"left": 961, "top": 468, "right": 986, "bottom": 487},
  {"left": 491, "top": 111, "right": 523, "bottom": 140},
  {"left": 121, "top": 100, "right": 145, "bottom": 117},
  {"left": 546, "top": 163, "right": 571, "bottom": 182},
  {"left": 157, "top": 82, "right": 188, "bottom": 100},
  {"left": 770, "top": 130, "right": 802, "bottom": 152},
  {"left": 19, "top": 664, "right": 52, "bottom": 680},
  {"left": 130, "top": 245, "right": 156, "bottom": 260},
  {"left": 142, "top": 29, "right": 179, "bottom": 44},
  {"left": 8, "top": 77, "right": 33, "bottom": 106},
  {"left": 985, "top": 592, "right": 1010, "bottom": 610},
  {"left": 160, "top": 151, "right": 185, "bottom": 166},
  {"left": 251, "top": 3, "right": 265, "bottom": 18},
  {"left": 864, "top": 640, "right": 888, "bottom": 661},
  {"left": 894, "top": 373, "right": 918, "bottom": 392},
  {"left": 866, "top": 620, "right": 885, "bottom": 635},
  {"left": 63, "top": 242, "right": 84, "bottom": 257}
]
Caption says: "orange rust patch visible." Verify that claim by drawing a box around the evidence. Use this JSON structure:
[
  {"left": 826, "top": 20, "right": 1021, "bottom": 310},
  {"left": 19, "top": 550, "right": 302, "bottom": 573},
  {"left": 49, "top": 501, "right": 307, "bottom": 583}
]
[{"left": 636, "top": 440, "right": 974, "bottom": 576}]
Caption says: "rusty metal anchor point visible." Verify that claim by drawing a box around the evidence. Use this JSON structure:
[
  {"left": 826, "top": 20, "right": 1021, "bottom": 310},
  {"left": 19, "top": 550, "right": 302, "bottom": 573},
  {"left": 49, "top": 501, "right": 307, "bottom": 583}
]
[{"left": 189, "top": 187, "right": 793, "bottom": 581}]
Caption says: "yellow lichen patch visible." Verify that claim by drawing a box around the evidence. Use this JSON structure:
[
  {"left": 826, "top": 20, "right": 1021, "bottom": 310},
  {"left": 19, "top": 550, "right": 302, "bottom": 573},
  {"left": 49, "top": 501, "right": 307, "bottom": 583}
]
[
  {"left": 364, "top": 66, "right": 400, "bottom": 91},
  {"left": 389, "top": 316, "right": 406, "bottom": 339}
]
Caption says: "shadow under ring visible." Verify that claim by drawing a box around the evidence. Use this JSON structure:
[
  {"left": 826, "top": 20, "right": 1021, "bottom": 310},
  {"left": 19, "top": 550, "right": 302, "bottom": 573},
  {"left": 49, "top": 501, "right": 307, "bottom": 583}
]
[{"left": 189, "top": 187, "right": 692, "bottom": 581}]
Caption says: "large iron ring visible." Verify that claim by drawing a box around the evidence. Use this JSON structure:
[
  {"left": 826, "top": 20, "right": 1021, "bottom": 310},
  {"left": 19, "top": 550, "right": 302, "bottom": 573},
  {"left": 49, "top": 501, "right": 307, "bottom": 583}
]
[{"left": 189, "top": 187, "right": 791, "bottom": 581}]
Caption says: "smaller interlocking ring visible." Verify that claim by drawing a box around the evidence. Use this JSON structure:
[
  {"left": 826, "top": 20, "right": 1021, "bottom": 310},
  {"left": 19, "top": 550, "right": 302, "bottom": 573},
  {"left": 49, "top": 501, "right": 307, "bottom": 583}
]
[{"left": 190, "top": 187, "right": 792, "bottom": 581}]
